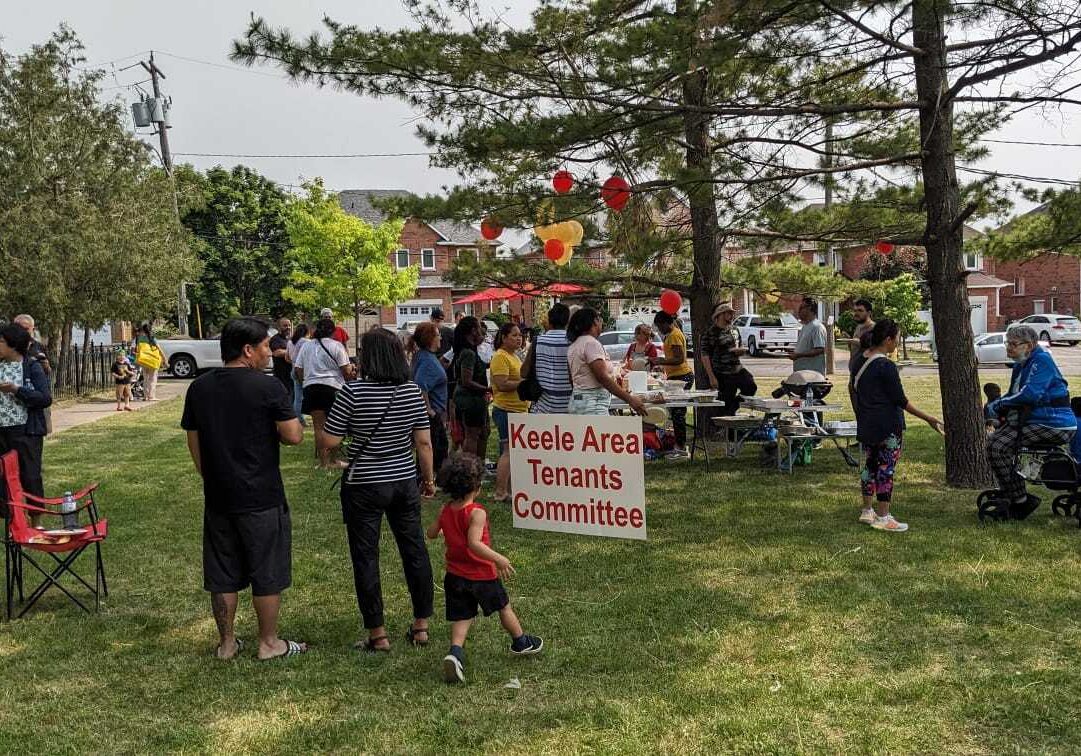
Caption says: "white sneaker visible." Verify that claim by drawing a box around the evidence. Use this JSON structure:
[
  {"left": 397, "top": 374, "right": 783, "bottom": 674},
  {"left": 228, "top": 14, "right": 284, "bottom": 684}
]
[
  {"left": 666, "top": 448, "right": 690, "bottom": 459},
  {"left": 442, "top": 654, "right": 465, "bottom": 684},
  {"left": 871, "top": 514, "right": 908, "bottom": 533},
  {"left": 858, "top": 508, "right": 876, "bottom": 525}
]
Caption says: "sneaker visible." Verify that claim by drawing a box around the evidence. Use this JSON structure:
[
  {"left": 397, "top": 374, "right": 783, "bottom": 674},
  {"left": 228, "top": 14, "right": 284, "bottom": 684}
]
[
  {"left": 666, "top": 449, "right": 690, "bottom": 460},
  {"left": 442, "top": 654, "right": 465, "bottom": 683},
  {"left": 858, "top": 508, "right": 876, "bottom": 525},
  {"left": 871, "top": 514, "right": 909, "bottom": 533},
  {"left": 510, "top": 634, "right": 544, "bottom": 655}
]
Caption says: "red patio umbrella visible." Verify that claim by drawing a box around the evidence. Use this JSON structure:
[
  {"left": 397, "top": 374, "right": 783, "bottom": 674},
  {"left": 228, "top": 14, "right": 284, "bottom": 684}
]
[{"left": 452, "top": 283, "right": 589, "bottom": 306}]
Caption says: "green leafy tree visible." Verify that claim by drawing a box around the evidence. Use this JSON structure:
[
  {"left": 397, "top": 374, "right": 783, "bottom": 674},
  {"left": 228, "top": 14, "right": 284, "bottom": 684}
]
[
  {"left": 235, "top": 1, "right": 1081, "bottom": 487},
  {"left": 0, "top": 26, "right": 199, "bottom": 365},
  {"left": 283, "top": 181, "right": 416, "bottom": 355},
  {"left": 849, "top": 274, "right": 929, "bottom": 359},
  {"left": 179, "top": 165, "right": 292, "bottom": 332}
]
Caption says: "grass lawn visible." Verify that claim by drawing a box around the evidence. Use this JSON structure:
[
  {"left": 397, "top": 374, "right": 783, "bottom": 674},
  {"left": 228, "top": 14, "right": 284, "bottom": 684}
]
[{"left": 3, "top": 375, "right": 1081, "bottom": 753}]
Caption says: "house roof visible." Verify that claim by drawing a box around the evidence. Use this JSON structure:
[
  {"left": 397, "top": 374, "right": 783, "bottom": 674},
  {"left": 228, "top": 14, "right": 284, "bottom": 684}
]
[
  {"left": 338, "top": 189, "right": 482, "bottom": 245},
  {"left": 967, "top": 272, "right": 1012, "bottom": 289}
]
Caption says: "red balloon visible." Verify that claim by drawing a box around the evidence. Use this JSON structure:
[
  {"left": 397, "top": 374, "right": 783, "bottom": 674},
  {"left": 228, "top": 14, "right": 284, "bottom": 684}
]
[
  {"left": 544, "top": 238, "right": 565, "bottom": 262},
  {"left": 552, "top": 170, "right": 574, "bottom": 194},
  {"left": 659, "top": 289, "right": 682, "bottom": 315},
  {"left": 480, "top": 218, "right": 503, "bottom": 240},
  {"left": 601, "top": 175, "right": 631, "bottom": 211},
  {"left": 874, "top": 239, "right": 895, "bottom": 254}
]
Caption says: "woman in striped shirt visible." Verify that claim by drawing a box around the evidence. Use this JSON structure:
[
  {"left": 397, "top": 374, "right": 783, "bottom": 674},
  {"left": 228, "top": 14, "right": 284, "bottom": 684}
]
[
  {"left": 520, "top": 302, "right": 573, "bottom": 414},
  {"left": 320, "top": 328, "right": 436, "bottom": 653}
]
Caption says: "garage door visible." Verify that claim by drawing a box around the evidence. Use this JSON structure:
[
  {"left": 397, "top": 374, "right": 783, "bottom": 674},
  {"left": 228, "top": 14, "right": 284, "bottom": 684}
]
[{"left": 969, "top": 296, "right": 987, "bottom": 336}]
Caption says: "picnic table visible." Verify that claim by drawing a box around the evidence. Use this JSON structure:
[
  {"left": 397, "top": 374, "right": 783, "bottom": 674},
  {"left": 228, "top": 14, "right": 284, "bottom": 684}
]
[
  {"left": 610, "top": 389, "right": 721, "bottom": 469},
  {"left": 714, "top": 398, "right": 860, "bottom": 473}
]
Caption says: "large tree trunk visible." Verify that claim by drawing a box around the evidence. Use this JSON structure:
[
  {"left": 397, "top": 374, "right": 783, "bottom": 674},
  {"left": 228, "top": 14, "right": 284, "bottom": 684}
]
[
  {"left": 912, "top": 0, "right": 992, "bottom": 488},
  {"left": 680, "top": 4, "right": 724, "bottom": 379}
]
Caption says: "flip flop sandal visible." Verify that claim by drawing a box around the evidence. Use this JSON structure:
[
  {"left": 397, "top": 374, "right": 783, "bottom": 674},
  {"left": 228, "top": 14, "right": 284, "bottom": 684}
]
[
  {"left": 215, "top": 638, "right": 244, "bottom": 660},
  {"left": 261, "top": 639, "right": 308, "bottom": 661},
  {"left": 355, "top": 635, "right": 391, "bottom": 654},
  {"left": 406, "top": 626, "right": 430, "bottom": 647}
]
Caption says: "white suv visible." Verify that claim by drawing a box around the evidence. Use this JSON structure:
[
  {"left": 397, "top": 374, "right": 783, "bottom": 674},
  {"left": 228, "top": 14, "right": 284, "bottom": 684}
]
[{"left": 1008, "top": 314, "right": 1081, "bottom": 346}]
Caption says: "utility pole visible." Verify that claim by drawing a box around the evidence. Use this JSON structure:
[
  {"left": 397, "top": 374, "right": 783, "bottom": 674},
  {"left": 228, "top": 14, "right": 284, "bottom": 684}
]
[
  {"left": 139, "top": 52, "right": 188, "bottom": 335},
  {"left": 823, "top": 118, "right": 836, "bottom": 375}
]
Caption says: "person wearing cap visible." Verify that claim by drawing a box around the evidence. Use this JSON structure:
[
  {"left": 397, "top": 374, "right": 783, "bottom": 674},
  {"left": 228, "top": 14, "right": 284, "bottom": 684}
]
[
  {"left": 320, "top": 308, "right": 350, "bottom": 346},
  {"left": 701, "top": 303, "right": 757, "bottom": 416}
]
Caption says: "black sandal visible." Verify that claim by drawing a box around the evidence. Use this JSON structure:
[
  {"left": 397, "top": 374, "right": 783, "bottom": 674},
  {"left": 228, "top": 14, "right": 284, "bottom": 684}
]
[
  {"left": 355, "top": 635, "right": 391, "bottom": 654},
  {"left": 406, "top": 625, "right": 430, "bottom": 647}
]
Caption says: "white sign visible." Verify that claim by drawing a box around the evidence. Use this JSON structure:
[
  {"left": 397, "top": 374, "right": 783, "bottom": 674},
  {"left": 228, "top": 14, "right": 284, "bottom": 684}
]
[{"left": 508, "top": 413, "right": 647, "bottom": 540}]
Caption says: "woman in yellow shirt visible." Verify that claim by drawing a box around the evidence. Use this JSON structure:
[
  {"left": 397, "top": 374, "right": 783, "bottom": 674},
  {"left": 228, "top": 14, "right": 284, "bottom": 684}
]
[
  {"left": 651, "top": 311, "right": 695, "bottom": 458},
  {"left": 490, "top": 323, "right": 530, "bottom": 501}
]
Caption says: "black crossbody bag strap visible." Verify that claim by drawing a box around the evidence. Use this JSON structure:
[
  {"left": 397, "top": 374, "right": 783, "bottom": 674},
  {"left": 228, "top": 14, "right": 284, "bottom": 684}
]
[{"left": 333, "top": 385, "right": 401, "bottom": 491}]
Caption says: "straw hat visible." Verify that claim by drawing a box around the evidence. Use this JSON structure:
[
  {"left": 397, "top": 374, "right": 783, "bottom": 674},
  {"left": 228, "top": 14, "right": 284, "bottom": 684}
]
[
  {"left": 712, "top": 303, "right": 735, "bottom": 319},
  {"left": 644, "top": 406, "right": 669, "bottom": 427}
]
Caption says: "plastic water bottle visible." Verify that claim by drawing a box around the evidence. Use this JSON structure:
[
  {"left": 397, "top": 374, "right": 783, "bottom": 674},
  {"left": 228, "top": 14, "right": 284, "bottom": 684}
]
[
  {"left": 61, "top": 492, "right": 77, "bottom": 529},
  {"left": 803, "top": 386, "right": 814, "bottom": 409}
]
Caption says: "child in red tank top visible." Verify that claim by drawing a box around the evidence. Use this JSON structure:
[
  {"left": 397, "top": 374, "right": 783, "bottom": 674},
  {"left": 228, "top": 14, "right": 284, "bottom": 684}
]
[{"left": 427, "top": 453, "right": 543, "bottom": 684}]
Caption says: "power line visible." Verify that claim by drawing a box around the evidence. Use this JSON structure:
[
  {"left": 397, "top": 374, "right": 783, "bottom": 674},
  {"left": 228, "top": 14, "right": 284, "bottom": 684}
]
[
  {"left": 174, "top": 150, "right": 432, "bottom": 159},
  {"left": 154, "top": 50, "right": 287, "bottom": 79},
  {"left": 980, "top": 138, "right": 1081, "bottom": 148},
  {"left": 957, "top": 166, "right": 1080, "bottom": 186}
]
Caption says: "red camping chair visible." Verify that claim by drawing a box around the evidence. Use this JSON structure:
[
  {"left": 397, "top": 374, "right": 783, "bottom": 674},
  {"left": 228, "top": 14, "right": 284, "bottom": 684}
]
[{"left": 2, "top": 451, "right": 108, "bottom": 619}]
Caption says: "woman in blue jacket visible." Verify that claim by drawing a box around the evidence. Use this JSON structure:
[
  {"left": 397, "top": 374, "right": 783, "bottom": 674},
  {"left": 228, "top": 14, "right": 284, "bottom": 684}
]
[
  {"left": 0, "top": 323, "right": 52, "bottom": 504},
  {"left": 985, "top": 325, "right": 1075, "bottom": 515}
]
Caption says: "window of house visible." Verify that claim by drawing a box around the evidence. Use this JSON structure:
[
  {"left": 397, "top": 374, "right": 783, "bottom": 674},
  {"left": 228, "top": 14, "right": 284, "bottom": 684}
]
[
  {"left": 1049, "top": 296, "right": 1057, "bottom": 313},
  {"left": 398, "top": 306, "right": 409, "bottom": 316},
  {"left": 396, "top": 249, "right": 410, "bottom": 269},
  {"left": 459, "top": 247, "right": 479, "bottom": 262},
  {"left": 1034, "top": 300, "right": 1046, "bottom": 315},
  {"left": 421, "top": 248, "right": 436, "bottom": 270},
  {"left": 409, "top": 307, "right": 420, "bottom": 315},
  {"left": 964, "top": 251, "right": 981, "bottom": 271},
  {"left": 1014, "top": 277, "right": 1025, "bottom": 295}
]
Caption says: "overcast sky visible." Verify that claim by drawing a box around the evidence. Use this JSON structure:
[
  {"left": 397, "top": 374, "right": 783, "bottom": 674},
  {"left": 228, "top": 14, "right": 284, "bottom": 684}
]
[{"left": 5, "top": 1, "right": 1079, "bottom": 226}]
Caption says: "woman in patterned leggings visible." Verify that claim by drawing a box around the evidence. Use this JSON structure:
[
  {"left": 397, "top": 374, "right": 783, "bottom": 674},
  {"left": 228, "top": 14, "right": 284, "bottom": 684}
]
[{"left": 850, "top": 319, "right": 943, "bottom": 533}]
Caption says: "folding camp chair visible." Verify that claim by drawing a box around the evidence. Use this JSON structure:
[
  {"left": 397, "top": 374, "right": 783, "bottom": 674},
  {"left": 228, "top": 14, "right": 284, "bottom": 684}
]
[{"left": 2, "top": 451, "right": 108, "bottom": 619}]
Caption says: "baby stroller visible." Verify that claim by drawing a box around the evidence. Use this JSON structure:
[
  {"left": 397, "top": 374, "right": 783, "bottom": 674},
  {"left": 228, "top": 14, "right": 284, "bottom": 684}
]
[
  {"left": 976, "top": 408, "right": 1080, "bottom": 523},
  {"left": 129, "top": 369, "right": 146, "bottom": 401}
]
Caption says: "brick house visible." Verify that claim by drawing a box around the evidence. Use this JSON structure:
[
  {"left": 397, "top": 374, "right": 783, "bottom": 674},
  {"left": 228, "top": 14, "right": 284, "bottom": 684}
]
[
  {"left": 338, "top": 190, "right": 499, "bottom": 327},
  {"left": 729, "top": 225, "right": 1010, "bottom": 334},
  {"left": 988, "top": 204, "right": 1080, "bottom": 322}
]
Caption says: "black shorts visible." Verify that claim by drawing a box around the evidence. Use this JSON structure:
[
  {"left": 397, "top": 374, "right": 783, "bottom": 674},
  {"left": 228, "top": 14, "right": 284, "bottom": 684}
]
[
  {"left": 454, "top": 393, "right": 489, "bottom": 428},
  {"left": 203, "top": 505, "right": 292, "bottom": 596},
  {"left": 444, "top": 572, "right": 509, "bottom": 621},
  {"left": 302, "top": 384, "right": 338, "bottom": 414}
]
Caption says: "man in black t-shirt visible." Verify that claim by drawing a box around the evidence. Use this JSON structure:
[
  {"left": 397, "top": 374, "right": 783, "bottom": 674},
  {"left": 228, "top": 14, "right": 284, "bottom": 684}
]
[
  {"left": 268, "top": 318, "right": 293, "bottom": 392},
  {"left": 181, "top": 317, "right": 308, "bottom": 661}
]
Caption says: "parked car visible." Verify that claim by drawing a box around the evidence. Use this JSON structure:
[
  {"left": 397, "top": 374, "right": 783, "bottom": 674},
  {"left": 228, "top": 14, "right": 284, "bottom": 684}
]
[
  {"left": 598, "top": 330, "right": 665, "bottom": 363},
  {"left": 158, "top": 337, "right": 224, "bottom": 377},
  {"left": 932, "top": 331, "right": 1051, "bottom": 364},
  {"left": 159, "top": 332, "right": 277, "bottom": 377},
  {"left": 1007, "top": 314, "right": 1081, "bottom": 346},
  {"left": 732, "top": 313, "right": 801, "bottom": 356}
]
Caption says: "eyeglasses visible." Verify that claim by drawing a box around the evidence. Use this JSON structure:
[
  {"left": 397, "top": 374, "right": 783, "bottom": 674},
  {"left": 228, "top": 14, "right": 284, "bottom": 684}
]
[{"left": 1006, "top": 340, "right": 1025, "bottom": 346}]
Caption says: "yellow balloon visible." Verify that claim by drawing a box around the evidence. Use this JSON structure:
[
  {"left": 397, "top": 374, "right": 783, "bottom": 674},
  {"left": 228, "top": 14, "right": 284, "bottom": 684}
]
[
  {"left": 567, "top": 220, "right": 584, "bottom": 245},
  {"left": 534, "top": 220, "right": 584, "bottom": 246},
  {"left": 554, "top": 244, "right": 575, "bottom": 266}
]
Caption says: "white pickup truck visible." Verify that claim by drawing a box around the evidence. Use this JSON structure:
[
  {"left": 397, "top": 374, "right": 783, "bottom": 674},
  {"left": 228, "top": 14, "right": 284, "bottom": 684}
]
[
  {"left": 157, "top": 337, "right": 224, "bottom": 378},
  {"left": 732, "top": 313, "right": 802, "bottom": 356}
]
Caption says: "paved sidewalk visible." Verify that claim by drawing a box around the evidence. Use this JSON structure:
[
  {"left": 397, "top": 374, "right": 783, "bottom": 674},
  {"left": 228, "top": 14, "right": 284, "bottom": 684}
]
[{"left": 49, "top": 379, "right": 192, "bottom": 434}]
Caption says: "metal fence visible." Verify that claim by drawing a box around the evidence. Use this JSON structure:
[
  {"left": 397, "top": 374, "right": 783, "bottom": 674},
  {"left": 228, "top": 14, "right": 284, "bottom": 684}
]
[{"left": 51, "top": 344, "right": 127, "bottom": 400}]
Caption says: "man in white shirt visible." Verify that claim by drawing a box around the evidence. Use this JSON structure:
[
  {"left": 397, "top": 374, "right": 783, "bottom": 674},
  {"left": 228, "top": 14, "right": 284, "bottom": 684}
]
[{"left": 789, "top": 298, "right": 827, "bottom": 374}]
